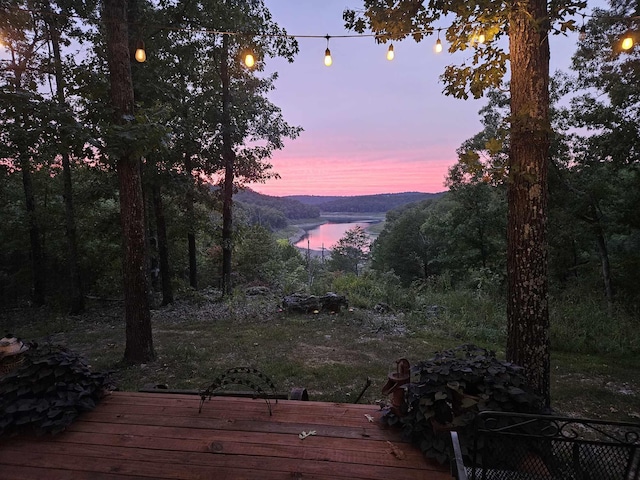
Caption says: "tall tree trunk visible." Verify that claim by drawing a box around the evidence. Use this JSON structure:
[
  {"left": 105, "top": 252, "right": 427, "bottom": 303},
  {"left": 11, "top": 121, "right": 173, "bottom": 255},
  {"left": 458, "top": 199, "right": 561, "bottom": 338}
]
[
  {"left": 506, "top": 0, "right": 551, "bottom": 407},
  {"left": 589, "top": 202, "right": 614, "bottom": 313},
  {"left": 152, "top": 182, "right": 174, "bottom": 305},
  {"left": 11, "top": 51, "right": 46, "bottom": 307},
  {"left": 220, "top": 33, "right": 235, "bottom": 296},
  {"left": 48, "top": 11, "right": 84, "bottom": 314},
  {"left": 20, "top": 156, "right": 46, "bottom": 307},
  {"left": 184, "top": 154, "right": 198, "bottom": 289},
  {"left": 103, "top": 0, "right": 154, "bottom": 364}
]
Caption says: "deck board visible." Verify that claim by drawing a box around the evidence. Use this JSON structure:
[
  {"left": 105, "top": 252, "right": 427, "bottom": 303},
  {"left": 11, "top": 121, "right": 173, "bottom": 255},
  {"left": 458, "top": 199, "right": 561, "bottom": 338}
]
[{"left": 0, "top": 391, "right": 451, "bottom": 479}]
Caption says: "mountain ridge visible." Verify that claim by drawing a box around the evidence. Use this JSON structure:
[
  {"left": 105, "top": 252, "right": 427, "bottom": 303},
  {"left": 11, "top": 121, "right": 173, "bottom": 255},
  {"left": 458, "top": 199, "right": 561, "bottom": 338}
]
[
  {"left": 286, "top": 191, "right": 444, "bottom": 212},
  {"left": 234, "top": 189, "right": 445, "bottom": 230}
]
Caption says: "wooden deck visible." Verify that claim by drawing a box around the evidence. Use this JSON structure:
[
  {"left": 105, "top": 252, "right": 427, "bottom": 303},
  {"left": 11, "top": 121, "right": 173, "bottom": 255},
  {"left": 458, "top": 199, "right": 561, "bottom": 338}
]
[{"left": 0, "top": 391, "right": 451, "bottom": 480}]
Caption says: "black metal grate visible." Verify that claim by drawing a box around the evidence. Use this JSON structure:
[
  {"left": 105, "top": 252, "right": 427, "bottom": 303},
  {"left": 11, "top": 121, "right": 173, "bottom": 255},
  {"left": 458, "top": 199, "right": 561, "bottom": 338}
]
[{"left": 465, "top": 412, "right": 640, "bottom": 480}]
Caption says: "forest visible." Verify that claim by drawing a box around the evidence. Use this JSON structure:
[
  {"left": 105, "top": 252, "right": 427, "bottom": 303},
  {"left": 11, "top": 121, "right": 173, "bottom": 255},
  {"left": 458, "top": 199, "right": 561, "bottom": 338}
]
[
  {"left": 288, "top": 192, "right": 442, "bottom": 213},
  {"left": 0, "top": 0, "right": 639, "bottom": 412}
]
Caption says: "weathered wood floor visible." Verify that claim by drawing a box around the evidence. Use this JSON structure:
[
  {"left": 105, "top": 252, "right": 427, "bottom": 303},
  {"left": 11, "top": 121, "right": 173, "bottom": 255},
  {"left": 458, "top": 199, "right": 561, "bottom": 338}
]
[{"left": 0, "top": 391, "right": 451, "bottom": 479}]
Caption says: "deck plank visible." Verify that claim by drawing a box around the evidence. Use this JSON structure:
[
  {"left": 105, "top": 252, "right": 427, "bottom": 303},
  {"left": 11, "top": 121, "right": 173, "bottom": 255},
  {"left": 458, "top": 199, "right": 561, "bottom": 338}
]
[
  {"left": 9, "top": 430, "right": 428, "bottom": 467},
  {"left": 0, "top": 392, "right": 451, "bottom": 480}
]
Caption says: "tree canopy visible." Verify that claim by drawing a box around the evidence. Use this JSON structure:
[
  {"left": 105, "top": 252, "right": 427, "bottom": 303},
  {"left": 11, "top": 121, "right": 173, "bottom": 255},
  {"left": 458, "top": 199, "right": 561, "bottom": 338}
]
[
  {"left": 0, "top": 0, "right": 300, "bottom": 363},
  {"left": 344, "top": 0, "right": 589, "bottom": 406}
]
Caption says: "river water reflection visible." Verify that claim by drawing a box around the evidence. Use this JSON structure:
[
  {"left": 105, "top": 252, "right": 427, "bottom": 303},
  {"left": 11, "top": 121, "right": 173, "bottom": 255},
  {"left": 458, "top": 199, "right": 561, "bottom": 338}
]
[{"left": 294, "top": 222, "right": 373, "bottom": 251}]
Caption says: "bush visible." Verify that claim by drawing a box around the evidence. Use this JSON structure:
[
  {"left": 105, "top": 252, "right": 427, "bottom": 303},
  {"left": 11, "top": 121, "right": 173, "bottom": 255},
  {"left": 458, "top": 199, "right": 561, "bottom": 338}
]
[
  {"left": 330, "top": 272, "right": 384, "bottom": 308},
  {"left": 382, "top": 344, "right": 543, "bottom": 464},
  {"left": 0, "top": 343, "right": 112, "bottom": 437}
]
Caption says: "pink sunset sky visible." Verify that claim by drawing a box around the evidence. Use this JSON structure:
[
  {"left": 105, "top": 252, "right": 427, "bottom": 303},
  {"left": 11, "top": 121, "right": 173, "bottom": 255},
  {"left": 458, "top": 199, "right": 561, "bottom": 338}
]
[{"left": 247, "top": 0, "right": 596, "bottom": 197}]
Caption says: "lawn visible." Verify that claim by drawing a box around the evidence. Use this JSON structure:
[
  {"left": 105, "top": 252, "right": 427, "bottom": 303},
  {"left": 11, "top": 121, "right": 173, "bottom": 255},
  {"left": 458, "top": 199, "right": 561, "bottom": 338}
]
[{"left": 1, "top": 291, "right": 638, "bottom": 422}]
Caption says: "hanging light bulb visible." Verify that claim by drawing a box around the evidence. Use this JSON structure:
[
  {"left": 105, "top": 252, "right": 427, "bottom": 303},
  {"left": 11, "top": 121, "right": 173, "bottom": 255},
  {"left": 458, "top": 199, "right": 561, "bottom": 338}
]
[
  {"left": 244, "top": 51, "right": 255, "bottom": 68},
  {"left": 579, "top": 15, "right": 586, "bottom": 41},
  {"left": 134, "top": 40, "right": 146, "bottom": 63},
  {"left": 324, "top": 48, "right": 332, "bottom": 66},
  {"left": 469, "top": 30, "right": 485, "bottom": 45},
  {"left": 324, "top": 35, "right": 332, "bottom": 66},
  {"left": 621, "top": 31, "right": 634, "bottom": 51},
  {"left": 579, "top": 25, "right": 586, "bottom": 41},
  {"left": 386, "top": 43, "right": 395, "bottom": 61},
  {"left": 434, "top": 30, "right": 443, "bottom": 53}
]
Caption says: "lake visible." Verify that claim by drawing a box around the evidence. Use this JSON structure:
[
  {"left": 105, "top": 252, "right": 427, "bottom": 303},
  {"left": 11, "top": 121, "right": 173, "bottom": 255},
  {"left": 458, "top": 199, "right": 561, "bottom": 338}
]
[{"left": 294, "top": 221, "right": 374, "bottom": 251}]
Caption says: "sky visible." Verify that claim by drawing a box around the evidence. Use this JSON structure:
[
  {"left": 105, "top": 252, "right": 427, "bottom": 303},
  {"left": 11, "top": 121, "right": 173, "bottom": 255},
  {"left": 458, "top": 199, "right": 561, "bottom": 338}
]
[{"left": 245, "top": 0, "right": 602, "bottom": 197}]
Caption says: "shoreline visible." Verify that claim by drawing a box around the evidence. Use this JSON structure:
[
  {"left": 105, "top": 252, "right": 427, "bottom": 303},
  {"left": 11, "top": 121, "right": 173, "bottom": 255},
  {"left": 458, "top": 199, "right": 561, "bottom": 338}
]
[{"left": 285, "top": 213, "right": 385, "bottom": 248}]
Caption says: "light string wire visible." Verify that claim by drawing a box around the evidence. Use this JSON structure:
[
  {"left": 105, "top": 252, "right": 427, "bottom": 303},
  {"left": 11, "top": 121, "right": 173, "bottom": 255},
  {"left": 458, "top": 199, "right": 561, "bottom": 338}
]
[
  {"left": 2, "top": 4, "right": 639, "bottom": 41},
  {"left": 1, "top": 4, "right": 433, "bottom": 39},
  {"left": 1, "top": 5, "right": 638, "bottom": 65}
]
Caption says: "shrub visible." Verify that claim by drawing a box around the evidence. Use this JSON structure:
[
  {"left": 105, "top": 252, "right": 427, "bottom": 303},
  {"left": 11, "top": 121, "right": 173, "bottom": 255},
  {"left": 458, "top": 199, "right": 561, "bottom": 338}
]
[
  {"left": 330, "top": 272, "right": 381, "bottom": 308},
  {"left": 382, "top": 344, "right": 543, "bottom": 464},
  {"left": 0, "top": 344, "right": 112, "bottom": 437}
]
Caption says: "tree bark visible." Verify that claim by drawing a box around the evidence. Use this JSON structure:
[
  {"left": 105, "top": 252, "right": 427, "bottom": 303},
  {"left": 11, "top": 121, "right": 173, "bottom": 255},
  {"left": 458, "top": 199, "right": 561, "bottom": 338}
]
[
  {"left": 506, "top": 0, "right": 551, "bottom": 407},
  {"left": 20, "top": 156, "right": 46, "bottom": 307},
  {"left": 588, "top": 202, "right": 614, "bottom": 313},
  {"left": 103, "top": 0, "right": 154, "bottom": 364},
  {"left": 10, "top": 46, "right": 46, "bottom": 307},
  {"left": 220, "top": 32, "right": 235, "bottom": 296},
  {"left": 152, "top": 182, "right": 174, "bottom": 305},
  {"left": 48, "top": 11, "right": 84, "bottom": 314},
  {"left": 184, "top": 154, "right": 198, "bottom": 289}
]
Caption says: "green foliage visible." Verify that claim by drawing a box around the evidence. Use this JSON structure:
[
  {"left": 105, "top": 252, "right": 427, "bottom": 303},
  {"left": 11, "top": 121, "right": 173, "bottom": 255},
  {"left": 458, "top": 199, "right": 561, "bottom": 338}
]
[
  {"left": 274, "top": 240, "right": 309, "bottom": 295},
  {"left": 407, "top": 280, "right": 506, "bottom": 345},
  {"left": 447, "top": 89, "right": 510, "bottom": 186},
  {"left": 236, "top": 202, "right": 289, "bottom": 230},
  {"left": 372, "top": 189, "right": 506, "bottom": 288},
  {"left": 313, "top": 192, "right": 439, "bottom": 213},
  {"left": 233, "top": 225, "right": 278, "bottom": 284},
  {"left": 233, "top": 226, "right": 308, "bottom": 293},
  {"left": 330, "top": 271, "right": 414, "bottom": 310},
  {"left": 0, "top": 344, "right": 111, "bottom": 437},
  {"left": 235, "top": 190, "right": 320, "bottom": 220},
  {"left": 327, "top": 226, "right": 370, "bottom": 276},
  {"left": 344, "top": 0, "right": 586, "bottom": 99},
  {"left": 371, "top": 200, "right": 435, "bottom": 285},
  {"left": 330, "top": 272, "right": 378, "bottom": 308},
  {"left": 383, "top": 345, "right": 543, "bottom": 464},
  {"left": 550, "top": 286, "right": 640, "bottom": 355},
  {"left": 543, "top": 3, "right": 640, "bottom": 310}
]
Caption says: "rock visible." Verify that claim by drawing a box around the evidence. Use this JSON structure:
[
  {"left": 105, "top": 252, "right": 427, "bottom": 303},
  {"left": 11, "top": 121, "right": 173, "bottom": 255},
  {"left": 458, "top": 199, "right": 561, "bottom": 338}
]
[
  {"left": 374, "top": 302, "right": 391, "bottom": 314},
  {"left": 282, "top": 292, "right": 348, "bottom": 314},
  {"left": 246, "top": 286, "right": 270, "bottom": 296}
]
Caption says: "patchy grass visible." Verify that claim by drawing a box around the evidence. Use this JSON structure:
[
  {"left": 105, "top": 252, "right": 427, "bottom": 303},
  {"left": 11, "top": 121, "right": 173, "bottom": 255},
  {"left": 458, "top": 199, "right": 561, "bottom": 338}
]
[
  {"left": 1, "top": 294, "right": 638, "bottom": 421},
  {"left": 551, "top": 351, "right": 640, "bottom": 422}
]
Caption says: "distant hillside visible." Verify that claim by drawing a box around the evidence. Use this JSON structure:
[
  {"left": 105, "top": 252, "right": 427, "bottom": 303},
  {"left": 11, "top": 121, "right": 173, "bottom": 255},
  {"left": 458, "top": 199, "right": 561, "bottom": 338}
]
[
  {"left": 235, "top": 190, "right": 320, "bottom": 219},
  {"left": 284, "top": 195, "right": 344, "bottom": 206},
  {"left": 287, "top": 192, "right": 444, "bottom": 213}
]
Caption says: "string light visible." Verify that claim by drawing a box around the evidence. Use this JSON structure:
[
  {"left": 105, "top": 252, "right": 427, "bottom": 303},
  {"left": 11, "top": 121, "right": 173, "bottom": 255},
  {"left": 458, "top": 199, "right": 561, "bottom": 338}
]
[
  {"left": 579, "top": 14, "right": 587, "bottom": 41},
  {"left": 621, "top": 31, "right": 634, "bottom": 50},
  {"left": 244, "top": 51, "right": 255, "bottom": 67},
  {"left": 471, "top": 31, "right": 485, "bottom": 45},
  {"left": 434, "top": 29, "right": 443, "bottom": 53},
  {"left": 5, "top": 4, "right": 639, "bottom": 64},
  {"left": 386, "top": 43, "right": 394, "bottom": 60},
  {"left": 134, "top": 40, "right": 146, "bottom": 63},
  {"left": 324, "top": 35, "right": 332, "bottom": 66}
]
